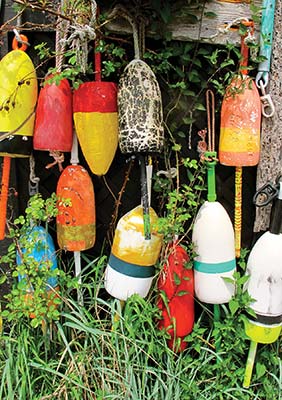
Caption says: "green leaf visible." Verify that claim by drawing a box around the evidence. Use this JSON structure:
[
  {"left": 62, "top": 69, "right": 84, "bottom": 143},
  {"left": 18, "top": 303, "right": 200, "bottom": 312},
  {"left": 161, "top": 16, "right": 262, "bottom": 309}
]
[
  {"left": 176, "top": 290, "right": 189, "bottom": 297},
  {"left": 229, "top": 299, "right": 239, "bottom": 315},
  {"left": 176, "top": 131, "right": 186, "bottom": 138},
  {"left": 204, "top": 12, "right": 217, "bottom": 18},
  {"left": 195, "top": 103, "right": 206, "bottom": 111},
  {"left": 173, "top": 272, "right": 181, "bottom": 286},
  {"left": 256, "top": 362, "right": 266, "bottom": 379}
]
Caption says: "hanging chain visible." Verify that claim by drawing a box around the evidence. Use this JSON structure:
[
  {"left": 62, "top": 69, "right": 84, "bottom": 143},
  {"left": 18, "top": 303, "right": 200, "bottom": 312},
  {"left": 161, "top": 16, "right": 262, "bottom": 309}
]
[{"left": 29, "top": 154, "right": 40, "bottom": 196}]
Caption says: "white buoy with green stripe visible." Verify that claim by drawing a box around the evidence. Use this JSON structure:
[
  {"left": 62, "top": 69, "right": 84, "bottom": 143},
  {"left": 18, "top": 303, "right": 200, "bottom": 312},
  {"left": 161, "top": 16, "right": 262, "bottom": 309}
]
[
  {"left": 104, "top": 205, "right": 162, "bottom": 301},
  {"left": 192, "top": 200, "right": 236, "bottom": 304},
  {"left": 192, "top": 90, "right": 236, "bottom": 304}
]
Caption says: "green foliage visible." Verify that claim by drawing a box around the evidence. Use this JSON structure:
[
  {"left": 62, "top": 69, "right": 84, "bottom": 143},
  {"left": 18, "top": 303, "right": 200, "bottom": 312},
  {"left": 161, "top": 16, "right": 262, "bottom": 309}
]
[
  {"left": 155, "top": 158, "right": 206, "bottom": 243},
  {"left": 1, "top": 194, "right": 67, "bottom": 327},
  {"left": 2, "top": 1, "right": 279, "bottom": 398}
]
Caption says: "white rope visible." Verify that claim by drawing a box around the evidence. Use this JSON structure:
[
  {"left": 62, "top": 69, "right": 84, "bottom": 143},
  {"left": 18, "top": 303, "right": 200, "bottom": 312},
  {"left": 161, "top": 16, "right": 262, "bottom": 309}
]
[
  {"left": 62, "top": 0, "right": 97, "bottom": 73},
  {"left": 107, "top": 5, "right": 140, "bottom": 59},
  {"left": 157, "top": 168, "right": 177, "bottom": 179}
]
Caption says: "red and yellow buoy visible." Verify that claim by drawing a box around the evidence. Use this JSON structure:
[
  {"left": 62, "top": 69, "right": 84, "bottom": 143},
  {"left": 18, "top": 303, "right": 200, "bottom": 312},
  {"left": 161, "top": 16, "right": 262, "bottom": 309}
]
[{"left": 73, "top": 49, "right": 118, "bottom": 176}]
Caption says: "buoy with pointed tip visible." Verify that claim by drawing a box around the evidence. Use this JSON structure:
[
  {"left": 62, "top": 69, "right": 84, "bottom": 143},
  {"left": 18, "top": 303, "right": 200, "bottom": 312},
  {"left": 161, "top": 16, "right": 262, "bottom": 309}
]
[{"left": 73, "top": 45, "right": 118, "bottom": 176}]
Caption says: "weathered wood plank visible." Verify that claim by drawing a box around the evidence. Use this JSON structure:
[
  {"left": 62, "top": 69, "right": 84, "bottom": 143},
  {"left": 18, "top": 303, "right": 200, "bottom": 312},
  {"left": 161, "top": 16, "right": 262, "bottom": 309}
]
[
  {"left": 2, "top": 1, "right": 262, "bottom": 45},
  {"left": 106, "top": 1, "right": 262, "bottom": 45}
]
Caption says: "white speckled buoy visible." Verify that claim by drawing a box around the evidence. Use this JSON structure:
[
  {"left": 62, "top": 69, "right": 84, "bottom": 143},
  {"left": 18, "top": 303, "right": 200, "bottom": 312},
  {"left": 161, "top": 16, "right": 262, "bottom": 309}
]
[{"left": 118, "top": 59, "right": 164, "bottom": 154}]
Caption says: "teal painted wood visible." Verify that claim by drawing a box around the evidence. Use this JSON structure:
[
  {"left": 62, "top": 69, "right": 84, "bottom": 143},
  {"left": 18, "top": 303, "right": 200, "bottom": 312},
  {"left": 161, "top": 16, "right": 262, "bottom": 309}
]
[{"left": 259, "top": 0, "right": 276, "bottom": 72}]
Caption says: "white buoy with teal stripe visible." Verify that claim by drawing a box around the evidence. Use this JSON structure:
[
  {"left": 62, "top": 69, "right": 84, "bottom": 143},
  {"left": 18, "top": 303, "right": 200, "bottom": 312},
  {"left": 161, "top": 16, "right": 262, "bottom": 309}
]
[
  {"left": 105, "top": 205, "right": 162, "bottom": 301},
  {"left": 192, "top": 90, "right": 236, "bottom": 304},
  {"left": 193, "top": 201, "right": 236, "bottom": 304}
]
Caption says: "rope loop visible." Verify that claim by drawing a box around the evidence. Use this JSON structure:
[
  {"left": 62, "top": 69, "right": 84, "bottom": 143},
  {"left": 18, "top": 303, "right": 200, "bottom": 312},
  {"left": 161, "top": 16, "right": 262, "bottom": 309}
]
[
  {"left": 63, "top": 0, "right": 97, "bottom": 73},
  {"left": 107, "top": 5, "right": 140, "bottom": 59},
  {"left": 46, "top": 151, "right": 64, "bottom": 172}
]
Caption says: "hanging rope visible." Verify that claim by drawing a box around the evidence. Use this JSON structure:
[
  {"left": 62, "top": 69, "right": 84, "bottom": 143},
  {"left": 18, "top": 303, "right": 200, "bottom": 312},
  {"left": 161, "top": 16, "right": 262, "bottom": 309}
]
[
  {"left": 63, "top": 0, "right": 97, "bottom": 73},
  {"left": 47, "top": 0, "right": 71, "bottom": 169},
  {"left": 107, "top": 5, "right": 140, "bottom": 59},
  {"left": 206, "top": 89, "right": 215, "bottom": 154}
]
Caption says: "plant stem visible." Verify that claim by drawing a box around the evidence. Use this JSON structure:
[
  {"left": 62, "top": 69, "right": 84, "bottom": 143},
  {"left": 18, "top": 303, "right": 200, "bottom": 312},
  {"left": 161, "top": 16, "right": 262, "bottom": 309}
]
[{"left": 243, "top": 340, "right": 257, "bottom": 388}]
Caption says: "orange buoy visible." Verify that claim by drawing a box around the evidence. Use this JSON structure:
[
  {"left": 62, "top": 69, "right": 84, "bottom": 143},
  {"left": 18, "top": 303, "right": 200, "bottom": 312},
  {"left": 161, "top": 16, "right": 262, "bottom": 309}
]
[
  {"left": 219, "top": 28, "right": 261, "bottom": 167},
  {"left": 157, "top": 244, "right": 194, "bottom": 351},
  {"left": 219, "top": 76, "right": 261, "bottom": 166},
  {"left": 56, "top": 164, "right": 96, "bottom": 251},
  {"left": 219, "top": 23, "right": 261, "bottom": 257},
  {"left": 33, "top": 75, "right": 73, "bottom": 152}
]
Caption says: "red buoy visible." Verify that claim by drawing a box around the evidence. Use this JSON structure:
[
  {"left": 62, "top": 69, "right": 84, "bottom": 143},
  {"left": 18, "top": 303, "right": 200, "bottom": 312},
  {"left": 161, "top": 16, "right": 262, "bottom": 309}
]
[
  {"left": 157, "top": 244, "right": 194, "bottom": 351},
  {"left": 34, "top": 75, "right": 73, "bottom": 152}
]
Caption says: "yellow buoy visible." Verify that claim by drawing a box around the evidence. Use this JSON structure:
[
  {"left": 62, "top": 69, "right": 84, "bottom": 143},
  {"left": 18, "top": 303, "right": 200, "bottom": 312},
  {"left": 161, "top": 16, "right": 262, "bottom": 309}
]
[{"left": 0, "top": 49, "right": 37, "bottom": 157}]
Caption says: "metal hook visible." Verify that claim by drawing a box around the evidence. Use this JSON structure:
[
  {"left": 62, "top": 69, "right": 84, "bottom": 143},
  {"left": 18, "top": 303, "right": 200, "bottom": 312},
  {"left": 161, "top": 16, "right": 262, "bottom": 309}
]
[
  {"left": 253, "top": 182, "right": 279, "bottom": 207},
  {"left": 257, "top": 77, "right": 275, "bottom": 118}
]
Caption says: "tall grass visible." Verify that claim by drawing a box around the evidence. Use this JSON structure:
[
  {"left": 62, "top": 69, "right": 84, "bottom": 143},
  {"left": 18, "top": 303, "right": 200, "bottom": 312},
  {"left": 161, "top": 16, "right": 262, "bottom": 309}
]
[{"left": 0, "top": 255, "right": 282, "bottom": 399}]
